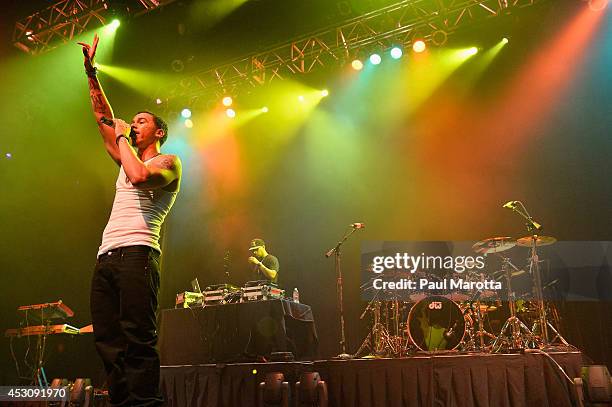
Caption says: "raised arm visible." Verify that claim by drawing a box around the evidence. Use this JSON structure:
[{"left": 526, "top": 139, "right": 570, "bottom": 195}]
[{"left": 78, "top": 35, "right": 121, "bottom": 165}]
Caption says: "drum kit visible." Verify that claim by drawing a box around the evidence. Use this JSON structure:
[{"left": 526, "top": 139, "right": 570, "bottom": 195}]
[{"left": 355, "top": 232, "right": 573, "bottom": 357}]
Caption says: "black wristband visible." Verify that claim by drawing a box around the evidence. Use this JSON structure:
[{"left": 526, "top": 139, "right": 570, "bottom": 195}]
[
  {"left": 115, "top": 135, "right": 129, "bottom": 146},
  {"left": 85, "top": 66, "right": 97, "bottom": 78}
]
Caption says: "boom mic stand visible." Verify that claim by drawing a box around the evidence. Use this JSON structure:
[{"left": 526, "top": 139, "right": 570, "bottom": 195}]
[
  {"left": 505, "top": 201, "right": 549, "bottom": 346},
  {"left": 325, "top": 225, "right": 362, "bottom": 359}
]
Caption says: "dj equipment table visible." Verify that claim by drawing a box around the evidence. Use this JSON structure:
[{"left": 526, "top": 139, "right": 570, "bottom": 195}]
[{"left": 159, "top": 300, "right": 319, "bottom": 365}]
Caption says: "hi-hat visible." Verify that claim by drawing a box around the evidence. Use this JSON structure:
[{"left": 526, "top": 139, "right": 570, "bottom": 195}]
[
  {"left": 516, "top": 235, "right": 557, "bottom": 247},
  {"left": 472, "top": 236, "right": 516, "bottom": 254}
]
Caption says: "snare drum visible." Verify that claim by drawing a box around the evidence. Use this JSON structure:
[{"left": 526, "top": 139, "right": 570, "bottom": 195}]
[{"left": 407, "top": 296, "right": 466, "bottom": 351}]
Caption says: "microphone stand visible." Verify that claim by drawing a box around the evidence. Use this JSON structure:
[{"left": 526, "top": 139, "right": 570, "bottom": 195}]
[
  {"left": 507, "top": 201, "right": 549, "bottom": 346},
  {"left": 325, "top": 226, "right": 360, "bottom": 359}
]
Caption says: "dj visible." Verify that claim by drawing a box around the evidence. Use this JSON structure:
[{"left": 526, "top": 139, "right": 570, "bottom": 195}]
[{"left": 247, "top": 238, "right": 279, "bottom": 284}]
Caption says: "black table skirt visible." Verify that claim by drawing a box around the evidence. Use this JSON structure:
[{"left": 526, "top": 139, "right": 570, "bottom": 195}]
[
  {"left": 159, "top": 300, "right": 319, "bottom": 365},
  {"left": 315, "top": 352, "right": 582, "bottom": 407},
  {"left": 160, "top": 352, "right": 583, "bottom": 407}
]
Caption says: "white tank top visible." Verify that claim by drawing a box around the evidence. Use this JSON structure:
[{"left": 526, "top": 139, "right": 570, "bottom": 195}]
[{"left": 98, "top": 158, "right": 178, "bottom": 256}]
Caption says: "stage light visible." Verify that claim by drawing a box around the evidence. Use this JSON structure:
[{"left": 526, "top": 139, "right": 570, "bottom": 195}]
[
  {"left": 390, "top": 47, "right": 403, "bottom": 59},
  {"left": 466, "top": 47, "right": 479, "bottom": 56},
  {"left": 321, "top": 89, "right": 329, "bottom": 97},
  {"left": 110, "top": 19, "right": 120, "bottom": 30},
  {"left": 222, "top": 96, "right": 233, "bottom": 107},
  {"left": 369, "top": 53, "right": 382, "bottom": 65},
  {"left": 588, "top": 0, "right": 608, "bottom": 11},
  {"left": 252, "top": 369, "right": 258, "bottom": 375},
  {"left": 184, "top": 119, "right": 193, "bottom": 128},
  {"left": 298, "top": 95, "right": 305, "bottom": 102},
  {"left": 181, "top": 108, "right": 192, "bottom": 118},
  {"left": 5, "top": 153, "right": 12, "bottom": 159},
  {"left": 261, "top": 106, "right": 269, "bottom": 113},
  {"left": 226, "top": 108, "right": 236, "bottom": 118},
  {"left": 351, "top": 59, "right": 364, "bottom": 71},
  {"left": 413, "top": 40, "right": 426, "bottom": 53},
  {"left": 155, "top": 98, "right": 162, "bottom": 105},
  {"left": 502, "top": 37, "right": 509, "bottom": 44}
]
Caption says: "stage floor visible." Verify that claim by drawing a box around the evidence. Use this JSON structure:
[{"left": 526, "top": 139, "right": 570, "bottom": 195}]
[{"left": 160, "top": 351, "right": 583, "bottom": 407}]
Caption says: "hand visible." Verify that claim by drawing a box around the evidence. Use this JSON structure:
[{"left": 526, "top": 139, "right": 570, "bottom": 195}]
[
  {"left": 113, "top": 118, "right": 132, "bottom": 139},
  {"left": 248, "top": 256, "right": 261, "bottom": 266},
  {"left": 77, "top": 34, "right": 99, "bottom": 71}
]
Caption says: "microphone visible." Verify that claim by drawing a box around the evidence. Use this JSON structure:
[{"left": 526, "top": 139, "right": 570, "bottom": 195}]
[
  {"left": 529, "top": 218, "right": 543, "bottom": 231},
  {"left": 100, "top": 116, "right": 136, "bottom": 143},
  {"left": 350, "top": 223, "right": 366, "bottom": 229},
  {"left": 502, "top": 200, "right": 518, "bottom": 209}
]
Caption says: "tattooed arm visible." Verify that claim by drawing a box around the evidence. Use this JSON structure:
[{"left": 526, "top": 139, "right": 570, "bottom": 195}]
[
  {"left": 78, "top": 34, "right": 121, "bottom": 165},
  {"left": 116, "top": 140, "right": 182, "bottom": 191}
]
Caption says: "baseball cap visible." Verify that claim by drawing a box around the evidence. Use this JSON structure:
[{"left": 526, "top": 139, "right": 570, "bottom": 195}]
[{"left": 249, "top": 238, "right": 265, "bottom": 251}]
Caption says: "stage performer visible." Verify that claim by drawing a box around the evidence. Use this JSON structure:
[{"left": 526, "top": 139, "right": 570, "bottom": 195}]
[
  {"left": 248, "top": 238, "right": 280, "bottom": 283},
  {"left": 79, "top": 34, "right": 181, "bottom": 407}
]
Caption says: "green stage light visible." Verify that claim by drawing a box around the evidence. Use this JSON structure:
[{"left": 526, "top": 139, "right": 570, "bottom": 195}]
[
  {"left": 222, "top": 96, "right": 233, "bottom": 106},
  {"left": 321, "top": 89, "right": 329, "bottom": 97},
  {"left": 181, "top": 108, "right": 192, "bottom": 118},
  {"left": 261, "top": 106, "right": 269, "bottom": 113},
  {"left": 226, "top": 108, "right": 236, "bottom": 118},
  {"left": 369, "top": 53, "right": 382, "bottom": 65},
  {"left": 502, "top": 37, "right": 509, "bottom": 44}
]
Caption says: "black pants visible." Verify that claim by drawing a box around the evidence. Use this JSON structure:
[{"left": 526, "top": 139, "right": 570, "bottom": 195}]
[{"left": 91, "top": 245, "right": 163, "bottom": 407}]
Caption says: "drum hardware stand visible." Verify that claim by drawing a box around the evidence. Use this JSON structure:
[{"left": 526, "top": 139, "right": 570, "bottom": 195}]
[
  {"left": 353, "top": 297, "right": 410, "bottom": 358},
  {"left": 524, "top": 244, "right": 571, "bottom": 348},
  {"left": 468, "top": 300, "right": 496, "bottom": 352},
  {"left": 353, "top": 288, "right": 382, "bottom": 358},
  {"left": 491, "top": 257, "right": 536, "bottom": 352},
  {"left": 325, "top": 224, "right": 363, "bottom": 359}
]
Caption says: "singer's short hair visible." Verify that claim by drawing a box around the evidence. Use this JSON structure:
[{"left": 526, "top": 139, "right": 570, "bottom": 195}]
[{"left": 138, "top": 111, "right": 169, "bottom": 146}]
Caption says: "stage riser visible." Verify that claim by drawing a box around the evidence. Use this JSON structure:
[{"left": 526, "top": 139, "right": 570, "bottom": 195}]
[{"left": 160, "top": 352, "right": 582, "bottom": 407}]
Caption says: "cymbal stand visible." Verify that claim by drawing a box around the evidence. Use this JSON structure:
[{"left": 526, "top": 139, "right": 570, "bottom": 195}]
[
  {"left": 526, "top": 235, "right": 549, "bottom": 346},
  {"left": 492, "top": 257, "right": 535, "bottom": 352}
]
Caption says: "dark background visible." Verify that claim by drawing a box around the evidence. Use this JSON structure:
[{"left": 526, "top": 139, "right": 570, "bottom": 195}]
[{"left": 0, "top": 0, "right": 610, "bottom": 385}]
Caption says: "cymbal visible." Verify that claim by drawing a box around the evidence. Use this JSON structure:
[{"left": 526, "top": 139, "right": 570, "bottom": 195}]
[
  {"left": 472, "top": 236, "right": 516, "bottom": 254},
  {"left": 516, "top": 235, "right": 557, "bottom": 247}
]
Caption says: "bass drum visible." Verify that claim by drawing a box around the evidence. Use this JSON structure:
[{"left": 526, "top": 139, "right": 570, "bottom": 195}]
[{"left": 407, "top": 296, "right": 466, "bottom": 351}]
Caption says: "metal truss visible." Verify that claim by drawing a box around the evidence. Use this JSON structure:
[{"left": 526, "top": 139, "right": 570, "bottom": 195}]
[
  {"left": 12, "top": 0, "right": 177, "bottom": 55},
  {"left": 159, "top": 0, "right": 546, "bottom": 106}
]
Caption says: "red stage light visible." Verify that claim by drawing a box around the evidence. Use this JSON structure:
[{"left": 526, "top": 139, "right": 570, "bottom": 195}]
[{"left": 413, "top": 40, "right": 426, "bottom": 53}]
